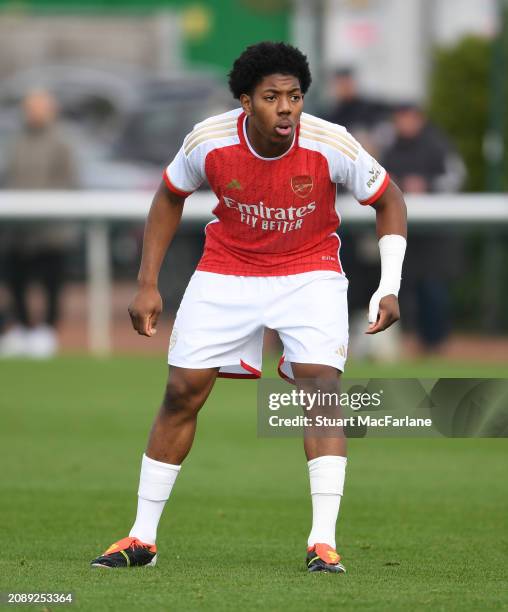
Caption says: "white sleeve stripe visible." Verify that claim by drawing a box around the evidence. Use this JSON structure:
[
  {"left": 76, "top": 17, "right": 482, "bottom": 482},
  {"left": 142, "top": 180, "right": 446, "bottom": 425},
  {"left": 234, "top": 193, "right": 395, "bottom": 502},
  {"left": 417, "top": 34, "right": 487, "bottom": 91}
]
[
  {"left": 195, "top": 116, "right": 238, "bottom": 129},
  {"left": 195, "top": 108, "right": 242, "bottom": 127},
  {"left": 184, "top": 128, "right": 238, "bottom": 156},
  {"left": 300, "top": 116, "right": 360, "bottom": 152},
  {"left": 300, "top": 125, "right": 359, "bottom": 156},
  {"left": 300, "top": 130, "right": 358, "bottom": 161},
  {"left": 185, "top": 120, "right": 237, "bottom": 148}
]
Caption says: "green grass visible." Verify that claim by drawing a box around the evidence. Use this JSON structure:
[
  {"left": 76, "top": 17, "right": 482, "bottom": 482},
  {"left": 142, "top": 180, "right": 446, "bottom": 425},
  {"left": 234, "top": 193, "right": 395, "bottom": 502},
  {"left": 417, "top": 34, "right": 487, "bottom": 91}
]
[{"left": 0, "top": 356, "right": 507, "bottom": 611}]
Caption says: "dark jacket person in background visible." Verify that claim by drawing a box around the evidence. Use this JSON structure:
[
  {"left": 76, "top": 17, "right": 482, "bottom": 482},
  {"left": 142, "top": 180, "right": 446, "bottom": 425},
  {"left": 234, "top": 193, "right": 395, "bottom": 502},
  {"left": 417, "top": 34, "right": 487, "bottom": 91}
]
[
  {"left": 382, "top": 103, "right": 465, "bottom": 193},
  {"left": 325, "top": 67, "right": 391, "bottom": 136},
  {"left": 382, "top": 103, "right": 466, "bottom": 352}
]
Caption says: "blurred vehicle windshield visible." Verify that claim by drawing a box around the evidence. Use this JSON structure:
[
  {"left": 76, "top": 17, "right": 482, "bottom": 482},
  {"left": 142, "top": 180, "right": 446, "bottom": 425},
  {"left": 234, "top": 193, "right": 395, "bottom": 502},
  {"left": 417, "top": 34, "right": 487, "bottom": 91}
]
[
  {"left": 0, "top": 65, "right": 233, "bottom": 189},
  {"left": 114, "top": 82, "right": 232, "bottom": 166}
]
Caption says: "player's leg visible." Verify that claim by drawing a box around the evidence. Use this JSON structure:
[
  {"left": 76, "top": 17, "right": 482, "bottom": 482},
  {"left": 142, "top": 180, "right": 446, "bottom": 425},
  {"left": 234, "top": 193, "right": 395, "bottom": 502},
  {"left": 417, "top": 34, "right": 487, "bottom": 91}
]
[
  {"left": 146, "top": 365, "right": 219, "bottom": 464},
  {"left": 292, "top": 362, "right": 347, "bottom": 573},
  {"left": 269, "top": 271, "right": 349, "bottom": 573},
  {"left": 92, "top": 272, "right": 263, "bottom": 568},
  {"left": 291, "top": 362, "right": 346, "bottom": 460},
  {"left": 128, "top": 365, "right": 218, "bottom": 543},
  {"left": 91, "top": 365, "right": 218, "bottom": 568}
]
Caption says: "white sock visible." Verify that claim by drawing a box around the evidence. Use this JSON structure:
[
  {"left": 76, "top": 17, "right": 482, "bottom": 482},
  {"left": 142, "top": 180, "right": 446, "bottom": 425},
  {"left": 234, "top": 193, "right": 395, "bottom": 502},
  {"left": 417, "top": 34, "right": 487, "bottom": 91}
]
[
  {"left": 129, "top": 454, "right": 181, "bottom": 545},
  {"left": 307, "top": 455, "right": 347, "bottom": 550}
]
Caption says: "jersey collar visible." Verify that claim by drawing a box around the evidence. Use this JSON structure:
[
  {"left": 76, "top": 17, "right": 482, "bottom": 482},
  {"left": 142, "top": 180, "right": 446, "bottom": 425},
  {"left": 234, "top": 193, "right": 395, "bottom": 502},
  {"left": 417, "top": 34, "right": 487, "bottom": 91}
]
[{"left": 237, "top": 111, "right": 299, "bottom": 161}]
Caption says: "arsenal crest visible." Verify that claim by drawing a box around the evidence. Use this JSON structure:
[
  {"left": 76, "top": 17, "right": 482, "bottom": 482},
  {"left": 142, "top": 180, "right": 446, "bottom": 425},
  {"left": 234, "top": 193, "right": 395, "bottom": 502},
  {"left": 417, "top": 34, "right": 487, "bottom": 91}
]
[{"left": 291, "top": 175, "right": 313, "bottom": 198}]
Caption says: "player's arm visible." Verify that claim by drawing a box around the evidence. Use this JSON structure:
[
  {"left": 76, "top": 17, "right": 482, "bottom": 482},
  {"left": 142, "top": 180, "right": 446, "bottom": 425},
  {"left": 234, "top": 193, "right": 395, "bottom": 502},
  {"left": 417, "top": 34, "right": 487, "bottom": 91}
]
[
  {"left": 128, "top": 182, "right": 185, "bottom": 337},
  {"left": 366, "top": 180, "right": 407, "bottom": 335},
  {"left": 330, "top": 125, "right": 407, "bottom": 334}
]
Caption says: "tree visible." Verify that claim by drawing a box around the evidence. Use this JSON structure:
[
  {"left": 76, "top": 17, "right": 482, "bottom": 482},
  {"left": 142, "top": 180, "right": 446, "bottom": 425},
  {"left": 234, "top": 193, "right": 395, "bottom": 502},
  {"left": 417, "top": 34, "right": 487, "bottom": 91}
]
[{"left": 428, "top": 35, "right": 507, "bottom": 192}]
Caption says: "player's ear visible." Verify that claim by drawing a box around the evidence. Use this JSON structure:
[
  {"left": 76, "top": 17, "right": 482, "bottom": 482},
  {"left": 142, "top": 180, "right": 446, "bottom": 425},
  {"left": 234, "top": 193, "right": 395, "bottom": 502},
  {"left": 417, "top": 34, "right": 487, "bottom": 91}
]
[{"left": 240, "top": 93, "right": 253, "bottom": 116}]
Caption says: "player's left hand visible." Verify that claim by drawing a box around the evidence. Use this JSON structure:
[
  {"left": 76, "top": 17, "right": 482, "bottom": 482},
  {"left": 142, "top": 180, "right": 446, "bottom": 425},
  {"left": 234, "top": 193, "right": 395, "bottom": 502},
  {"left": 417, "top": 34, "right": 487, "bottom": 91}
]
[{"left": 366, "top": 294, "right": 400, "bottom": 334}]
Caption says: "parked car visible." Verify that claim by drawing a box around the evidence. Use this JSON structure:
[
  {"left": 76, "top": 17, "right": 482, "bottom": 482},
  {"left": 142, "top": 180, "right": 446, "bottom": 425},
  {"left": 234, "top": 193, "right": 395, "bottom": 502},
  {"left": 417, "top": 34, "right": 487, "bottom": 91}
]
[{"left": 0, "top": 64, "right": 233, "bottom": 189}]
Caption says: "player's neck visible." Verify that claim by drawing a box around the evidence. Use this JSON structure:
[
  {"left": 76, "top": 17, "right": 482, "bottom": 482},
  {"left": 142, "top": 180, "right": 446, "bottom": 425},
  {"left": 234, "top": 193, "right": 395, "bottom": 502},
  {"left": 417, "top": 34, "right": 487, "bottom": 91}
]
[{"left": 245, "top": 117, "right": 293, "bottom": 158}]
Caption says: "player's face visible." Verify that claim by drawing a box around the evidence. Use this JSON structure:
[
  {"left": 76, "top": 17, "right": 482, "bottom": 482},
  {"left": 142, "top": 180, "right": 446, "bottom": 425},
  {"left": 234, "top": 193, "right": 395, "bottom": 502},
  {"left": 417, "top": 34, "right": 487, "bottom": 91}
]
[{"left": 241, "top": 74, "right": 304, "bottom": 153}]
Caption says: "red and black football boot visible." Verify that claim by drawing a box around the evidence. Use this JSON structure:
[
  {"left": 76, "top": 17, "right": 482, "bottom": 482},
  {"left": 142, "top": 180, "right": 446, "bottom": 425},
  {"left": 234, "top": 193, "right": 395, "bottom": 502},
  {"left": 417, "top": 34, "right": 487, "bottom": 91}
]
[
  {"left": 306, "top": 543, "right": 346, "bottom": 573},
  {"left": 91, "top": 536, "right": 157, "bottom": 568}
]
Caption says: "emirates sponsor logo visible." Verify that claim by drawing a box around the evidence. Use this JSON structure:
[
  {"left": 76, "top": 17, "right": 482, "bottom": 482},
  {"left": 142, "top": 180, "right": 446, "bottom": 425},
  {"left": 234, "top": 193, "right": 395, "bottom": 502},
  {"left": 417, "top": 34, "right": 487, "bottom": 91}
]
[
  {"left": 291, "top": 175, "right": 313, "bottom": 198},
  {"left": 222, "top": 196, "right": 316, "bottom": 234}
]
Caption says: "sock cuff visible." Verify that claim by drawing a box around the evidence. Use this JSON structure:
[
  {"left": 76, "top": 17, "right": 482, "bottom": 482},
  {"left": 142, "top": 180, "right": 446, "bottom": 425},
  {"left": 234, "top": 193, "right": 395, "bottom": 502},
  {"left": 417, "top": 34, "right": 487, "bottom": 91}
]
[
  {"left": 138, "top": 453, "right": 181, "bottom": 501},
  {"left": 307, "top": 455, "right": 347, "bottom": 469},
  {"left": 308, "top": 455, "right": 347, "bottom": 496},
  {"left": 142, "top": 453, "right": 181, "bottom": 472}
]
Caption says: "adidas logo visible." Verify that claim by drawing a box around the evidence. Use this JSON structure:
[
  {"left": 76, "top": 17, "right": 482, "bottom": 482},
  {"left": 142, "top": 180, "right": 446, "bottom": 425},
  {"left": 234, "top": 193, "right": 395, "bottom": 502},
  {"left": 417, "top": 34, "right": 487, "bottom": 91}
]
[
  {"left": 226, "top": 178, "right": 242, "bottom": 190},
  {"left": 336, "top": 345, "right": 347, "bottom": 358}
]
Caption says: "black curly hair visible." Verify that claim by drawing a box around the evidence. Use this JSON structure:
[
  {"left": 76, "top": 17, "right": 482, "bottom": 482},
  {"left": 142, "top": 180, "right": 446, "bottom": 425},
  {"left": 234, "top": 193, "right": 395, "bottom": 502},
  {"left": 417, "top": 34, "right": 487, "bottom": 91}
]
[{"left": 228, "top": 41, "right": 311, "bottom": 99}]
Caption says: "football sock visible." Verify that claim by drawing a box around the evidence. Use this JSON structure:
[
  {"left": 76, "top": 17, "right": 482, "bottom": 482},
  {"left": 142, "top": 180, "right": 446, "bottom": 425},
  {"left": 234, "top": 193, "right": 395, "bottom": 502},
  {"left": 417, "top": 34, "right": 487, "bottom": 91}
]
[
  {"left": 129, "top": 453, "right": 181, "bottom": 545},
  {"left": 307, "top": 455, "right": 347, "bottom": 550}
]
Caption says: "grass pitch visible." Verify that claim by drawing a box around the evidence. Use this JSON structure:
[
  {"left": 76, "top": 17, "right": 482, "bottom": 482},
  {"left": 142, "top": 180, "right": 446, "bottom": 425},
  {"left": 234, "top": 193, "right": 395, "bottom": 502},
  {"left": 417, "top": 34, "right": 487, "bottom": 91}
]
[{"left": 0, "top": 356, "right": 507, "bottom": 611}]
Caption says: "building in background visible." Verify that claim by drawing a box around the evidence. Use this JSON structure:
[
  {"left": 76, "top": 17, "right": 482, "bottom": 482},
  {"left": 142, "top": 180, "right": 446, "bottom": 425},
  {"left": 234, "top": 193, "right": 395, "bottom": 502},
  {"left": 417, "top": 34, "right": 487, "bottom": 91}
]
[
  {"left": 0, "top": 0, "right": 500, "bottom": 108},
  {"left": 0, "top": 0, "right": 290, "bottom": 78},
  {"left": 317, "top": 0, "right": 498, "bottom": 103}
]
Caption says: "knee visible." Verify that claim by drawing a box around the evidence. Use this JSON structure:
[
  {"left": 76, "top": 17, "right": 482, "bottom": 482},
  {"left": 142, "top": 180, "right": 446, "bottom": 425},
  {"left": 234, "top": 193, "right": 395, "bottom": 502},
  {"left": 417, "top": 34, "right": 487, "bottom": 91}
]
[
  {"left": 161, "top": 376, "right": 206, "bottom": 417},
  {"left": 293, "top": 364, "right": 341, "bottom": 390}
]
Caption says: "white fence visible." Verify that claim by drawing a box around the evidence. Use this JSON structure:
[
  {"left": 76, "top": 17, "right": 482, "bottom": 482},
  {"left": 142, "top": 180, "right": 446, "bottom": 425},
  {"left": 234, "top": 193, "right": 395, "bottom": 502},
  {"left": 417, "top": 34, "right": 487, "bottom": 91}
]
[{"left": 1, "top": 191, "right": 507, "bottom": 354}]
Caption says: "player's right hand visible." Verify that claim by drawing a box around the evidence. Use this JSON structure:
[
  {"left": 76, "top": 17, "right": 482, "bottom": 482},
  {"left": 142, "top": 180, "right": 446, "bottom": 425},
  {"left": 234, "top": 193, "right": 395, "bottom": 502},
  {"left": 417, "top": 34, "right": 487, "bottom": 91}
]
[{"left": 128, "top": 285, "right": 163, "bottom": 337}]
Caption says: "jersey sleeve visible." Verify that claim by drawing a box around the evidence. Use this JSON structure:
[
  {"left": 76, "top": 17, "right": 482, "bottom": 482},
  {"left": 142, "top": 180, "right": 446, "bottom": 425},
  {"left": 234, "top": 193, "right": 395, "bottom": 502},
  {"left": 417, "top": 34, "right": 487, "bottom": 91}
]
[
  {"left": 163, "top": 134, "right": 205, "bottom": 198},
  {"left": 329, "top": 130, "right": 390, "bottom": 205}
]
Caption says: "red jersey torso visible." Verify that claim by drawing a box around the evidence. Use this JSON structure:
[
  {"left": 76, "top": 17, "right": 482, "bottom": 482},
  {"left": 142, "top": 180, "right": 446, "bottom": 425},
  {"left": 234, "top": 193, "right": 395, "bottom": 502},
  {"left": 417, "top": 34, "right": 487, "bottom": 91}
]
[{"left": 165, "top": 109, "right": 389, "bottom": 276}]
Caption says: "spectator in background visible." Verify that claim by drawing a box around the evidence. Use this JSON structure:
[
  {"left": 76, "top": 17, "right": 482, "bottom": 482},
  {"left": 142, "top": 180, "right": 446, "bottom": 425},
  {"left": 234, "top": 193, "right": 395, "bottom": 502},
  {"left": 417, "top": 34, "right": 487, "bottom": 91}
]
[
  {"left": 382, "top": 103, "right": 466, "bottom": 353},
  {"left": 382, "top": 103, "right": 465, "bottom": 193},
  {"left": 324, "top": 67, "right": 391, "bottom": 153},
  {"left": 0, "top": 89, "right": 79, "bottom": 358}
]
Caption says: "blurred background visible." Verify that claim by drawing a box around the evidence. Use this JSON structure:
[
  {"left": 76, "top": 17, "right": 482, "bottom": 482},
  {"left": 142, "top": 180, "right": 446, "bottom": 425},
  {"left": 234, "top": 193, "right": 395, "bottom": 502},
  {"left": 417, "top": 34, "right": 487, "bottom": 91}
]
[{"left": 0, "top": 0, "right": 506, "bottom": 366}]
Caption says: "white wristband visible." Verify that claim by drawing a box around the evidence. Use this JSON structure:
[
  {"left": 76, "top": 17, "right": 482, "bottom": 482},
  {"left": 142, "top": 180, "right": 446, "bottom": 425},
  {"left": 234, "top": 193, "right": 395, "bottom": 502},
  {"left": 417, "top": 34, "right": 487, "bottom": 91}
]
[{"left": 368, "top": 234, "right": 407, "bottom": 323}]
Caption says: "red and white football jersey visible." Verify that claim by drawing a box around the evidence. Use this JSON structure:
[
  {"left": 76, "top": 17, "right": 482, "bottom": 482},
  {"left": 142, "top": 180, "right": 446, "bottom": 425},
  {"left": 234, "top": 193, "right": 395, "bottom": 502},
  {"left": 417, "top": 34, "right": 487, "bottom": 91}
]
[{"left": 164, "top": 108, "right": 389, "bottom": 276}]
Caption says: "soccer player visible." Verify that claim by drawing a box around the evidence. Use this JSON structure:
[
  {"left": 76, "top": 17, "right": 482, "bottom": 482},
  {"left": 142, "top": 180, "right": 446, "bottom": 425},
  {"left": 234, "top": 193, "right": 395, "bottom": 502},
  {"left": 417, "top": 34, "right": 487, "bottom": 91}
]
[{"left": 91, "top": 42, "right": 407, "bottom": 572}]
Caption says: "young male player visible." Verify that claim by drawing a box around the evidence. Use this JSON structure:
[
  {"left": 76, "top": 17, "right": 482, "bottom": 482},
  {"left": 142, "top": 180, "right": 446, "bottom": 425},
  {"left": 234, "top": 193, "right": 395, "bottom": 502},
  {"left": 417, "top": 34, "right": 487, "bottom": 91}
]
[{"left": 91, "top": 42, "right": 407, "bottom": 572}]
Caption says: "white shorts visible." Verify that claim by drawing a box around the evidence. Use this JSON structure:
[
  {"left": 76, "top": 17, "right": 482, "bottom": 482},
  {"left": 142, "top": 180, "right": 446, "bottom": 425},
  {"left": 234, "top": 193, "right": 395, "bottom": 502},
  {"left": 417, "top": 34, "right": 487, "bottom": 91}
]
[{"left": 168, "top": 270, "right": 349, "bottom": 382}]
